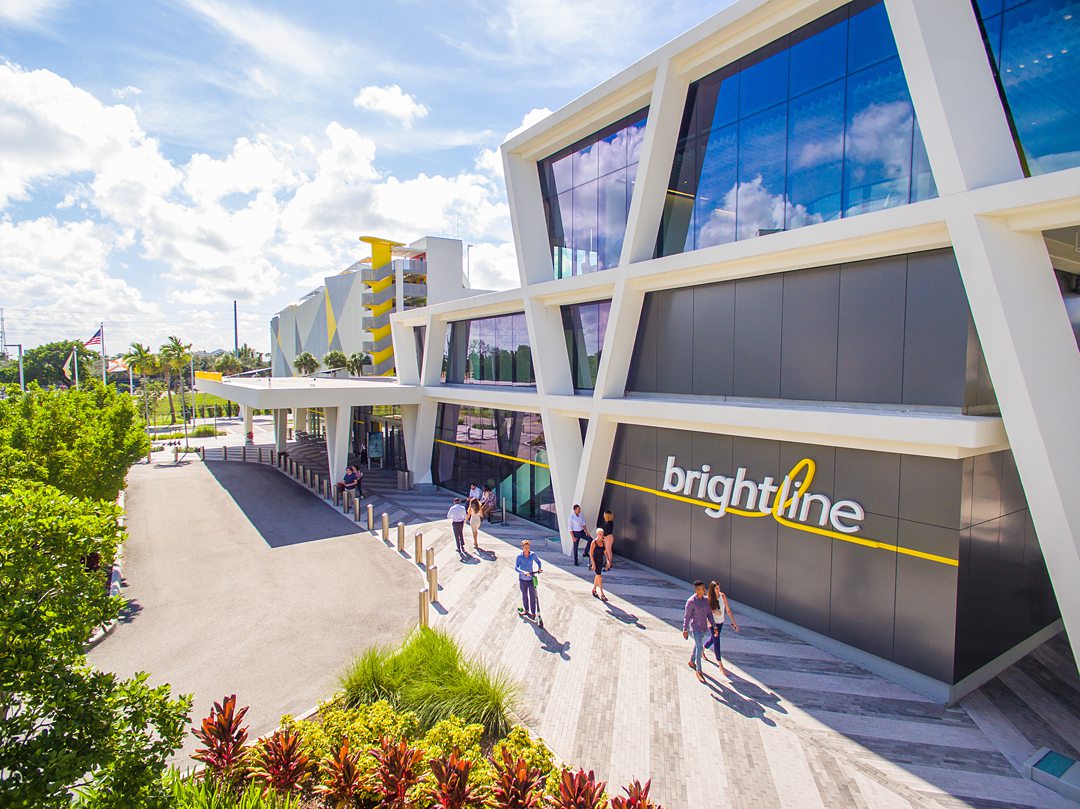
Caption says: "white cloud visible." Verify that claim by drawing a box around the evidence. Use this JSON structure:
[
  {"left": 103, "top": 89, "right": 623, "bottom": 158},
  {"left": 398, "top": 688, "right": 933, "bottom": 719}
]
[
  {"left": 352, "top": 84, "right": 429, "bottom": 127},
  {"left": 112, "top": 85, "right": 141, "bottom": 100},
  {"left": 0, "top": 0, "right": 65, "bottom": 28},
  {"left": 466, "top": 241, "right": 520, "bottom": 290},
  {"left": 475, "top": 107, "right": 552, "bottom": 178}
]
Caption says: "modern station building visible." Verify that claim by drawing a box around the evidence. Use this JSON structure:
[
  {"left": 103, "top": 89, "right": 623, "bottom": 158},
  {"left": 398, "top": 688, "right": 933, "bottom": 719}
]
[{"left": 198, "top": 0, "right": 1080, "bottom": 700}]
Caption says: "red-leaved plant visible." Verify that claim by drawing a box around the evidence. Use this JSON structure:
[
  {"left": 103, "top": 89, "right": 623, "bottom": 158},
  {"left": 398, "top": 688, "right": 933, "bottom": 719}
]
[
  {"left": 369, "top": 736, "right": 427, "bottom": 809},
  {"left": 547, "top": 768, "right": 607, "bottom": 809},
  {"left": 191, "top": 694, "right": 250, "bottom": 783},
  {"left": 429, "top": 746, "right": 484, "bottom": 808},
  {"left": 248, "top": 728, "right": 310, "bottom": 792},
  {"left": 610, "top": 779, "right": 660, "bottom": 809},
  {"left": 315, "top": 738, "right": 365, "bottom": 808},
  {"left": 490, "top": 747, "right": 544, "bottom": 809}
]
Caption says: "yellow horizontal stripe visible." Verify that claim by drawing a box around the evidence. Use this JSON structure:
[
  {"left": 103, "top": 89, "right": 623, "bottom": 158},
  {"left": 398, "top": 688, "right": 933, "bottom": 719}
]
[
  {"left": 435, "top": 438, "right": 550, "bottom": 469},
  {"left": 604, "top": 478, "right": 958, "bottom": 567}
]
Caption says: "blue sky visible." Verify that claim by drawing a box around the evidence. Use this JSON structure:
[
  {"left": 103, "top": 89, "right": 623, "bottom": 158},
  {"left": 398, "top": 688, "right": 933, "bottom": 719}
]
[{"left": 0, "top": 0, "right": 716, "bottom": 352}]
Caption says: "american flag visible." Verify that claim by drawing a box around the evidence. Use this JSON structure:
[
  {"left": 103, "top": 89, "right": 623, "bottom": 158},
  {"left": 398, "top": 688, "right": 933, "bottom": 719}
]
[{"left": 84, "top": 328, "right": 102, "bottom": 348}]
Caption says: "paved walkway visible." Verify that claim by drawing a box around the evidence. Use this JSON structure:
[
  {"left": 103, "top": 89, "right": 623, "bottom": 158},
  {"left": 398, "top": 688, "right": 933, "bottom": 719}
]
[
  {"left": 348, "top": 471, "right": 1080, "bottom": 809},
  {"left": 87, "top": 458, "right": 420, "bottom": 763}
]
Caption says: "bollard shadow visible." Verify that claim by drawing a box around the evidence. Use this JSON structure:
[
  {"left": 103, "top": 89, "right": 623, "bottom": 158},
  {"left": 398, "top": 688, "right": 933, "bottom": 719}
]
[
  {"left": 432, "top": 602, "right": 449, "bottom": 616},
  {"left": 204, "top": 461, "right": 360, "bottom": 548}
]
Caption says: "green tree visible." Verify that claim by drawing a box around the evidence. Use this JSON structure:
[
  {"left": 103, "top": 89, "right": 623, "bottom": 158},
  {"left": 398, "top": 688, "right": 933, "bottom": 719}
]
[
  {"left": 346, "top": 351, "right": 370, "bottom": 376},
  {"left": 323, "top": 349, "right": 347, "bottom": 370},
  {"left": 215, "top": 353, "right": 242, "bottom": 376},
  {"left": 236, "top": 344, "right": 265, "bottom": 372},
  {"left": 159, "top": 336, "right": 192, "bottom": 427},
  {"left": 0, "top": 341, "right": 93, "bottom": 388},
  {"left": 0, "top": 481, "right": 190, "bottom": 808},
  {"left": 0, "top": 383, "right": 150, "bottom": 503},
  {"left": 292, "top": 351, "right": 319, "bottom": 375}
]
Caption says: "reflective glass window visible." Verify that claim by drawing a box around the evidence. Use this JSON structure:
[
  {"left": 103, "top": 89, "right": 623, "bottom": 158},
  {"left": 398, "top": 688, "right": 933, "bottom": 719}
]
[
  {"left": 657, "top": 0, "right": 935, "bottom": 257},
  {"left": 539, "top": 108, "right": 649, "bottom": 278},
  {"left": 973, "top": 0, "right": 1080, "bottom": 175},
  {"left": 561, "top": 299, "right": 611, "bottom": 392},
  {"left": 442, "top": 312, "right": 534, "bottom": 386}
]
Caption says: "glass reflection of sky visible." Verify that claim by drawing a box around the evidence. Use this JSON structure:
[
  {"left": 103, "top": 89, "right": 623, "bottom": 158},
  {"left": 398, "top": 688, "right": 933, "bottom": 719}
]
[
  {"left": 658, "top": 0, "right": 937, "bottom": 257},
  {"left": 443, "top": 312, "right": 535, "bottom": 386},
  {"left": 561, "top": 299, "right": 612, "bottom": 391},
  {"left": 975, "top": 0, "right": 1080, "bottom": 175}
]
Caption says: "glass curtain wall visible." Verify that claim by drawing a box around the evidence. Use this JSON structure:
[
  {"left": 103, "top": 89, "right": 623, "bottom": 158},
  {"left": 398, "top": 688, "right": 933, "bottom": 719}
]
[
  {"left": 441, "top": 312, "right": 534, "bottom": 385},
  {"left": 539, "top": 110, "right": 649, "bottom": 279},
  {"left": 431, "top": 404, "right": 555, "bottom": 528},
  {"left": 657, "top": 0, "right": 937, "bottom": 257},
  {"left": 561, "top": 300, "right": 612, "bottom": 391},
  {"left": 973, "top": 0, "right": 1080, "bottom": 175}
]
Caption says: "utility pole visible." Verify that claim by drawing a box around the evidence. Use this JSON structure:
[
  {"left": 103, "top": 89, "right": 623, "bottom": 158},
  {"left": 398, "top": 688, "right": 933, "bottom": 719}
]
[
  {"left": 0, "top": 308, "right": 6, "bottom": 356},
  {"left": 233, "top": 300, "right": 239, "bottom": 356}
]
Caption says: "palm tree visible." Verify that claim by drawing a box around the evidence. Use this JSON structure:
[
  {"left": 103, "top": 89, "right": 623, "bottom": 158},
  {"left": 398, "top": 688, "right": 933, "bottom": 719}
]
[
  {"left": 216, "top": 353, "right": 242, "bottom": 376},
  {"left": 292, "top": 352, "right": 319, "bottom": 375},
  {"left": 323, "top": 350, "right": 347, "bottom": 372},
  {"left": 160, "top": 336, "right": 193, "bottom": 433},
  {"left": 237, "top": 343, "right": 265, "bottom": 373},
  {"left": 346, "top": 351, "right": 369, "bottom": 377},
  {"left": 124, "top": 342, "right": 160, "bottom": 426}
]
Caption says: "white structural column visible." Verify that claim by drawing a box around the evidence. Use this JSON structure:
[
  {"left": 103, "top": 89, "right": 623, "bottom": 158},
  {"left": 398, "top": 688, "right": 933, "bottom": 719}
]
[
  {"left": 949, "top": 214, "right": 1080, "bottom": 666},
  {"left": 504, "top": 151, "right": 555, "bottom": 286},
  {"left": 404, "top": 400, "right": 439, "bottom": 486},
  {"left": 293, "top": 407, "right": 308, "bottom": 436},
  {"left": 621, "top": 60, "right": 689, "bottom": 265},
  {"left": 323, "top": 405, "right": 352, "bottom": 489},
  {"left": 242, "top": 405, "right": 253, "bottom": 439},
  {"left": 273, "top": 409, "right": 288, "bottom": 453},
  {"left": 891, "top": 0, "right": 1080, "bottom": 664}
]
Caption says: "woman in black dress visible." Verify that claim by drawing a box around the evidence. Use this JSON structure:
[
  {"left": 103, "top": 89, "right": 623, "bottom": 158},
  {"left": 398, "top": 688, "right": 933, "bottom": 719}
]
[{"left": 590, "top": 530, "right": 608, "bottom": 601}]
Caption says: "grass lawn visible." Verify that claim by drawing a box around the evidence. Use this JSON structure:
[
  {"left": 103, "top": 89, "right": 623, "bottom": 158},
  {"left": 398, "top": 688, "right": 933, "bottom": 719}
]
[{"left": 147, "top": 391, "right": 236, "bottom": 422}]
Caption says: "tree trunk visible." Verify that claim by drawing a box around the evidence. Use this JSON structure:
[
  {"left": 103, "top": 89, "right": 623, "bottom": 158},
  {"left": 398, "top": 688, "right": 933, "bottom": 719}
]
[{"left": 164, "top": 369, "right": 176, "bottom": 424}]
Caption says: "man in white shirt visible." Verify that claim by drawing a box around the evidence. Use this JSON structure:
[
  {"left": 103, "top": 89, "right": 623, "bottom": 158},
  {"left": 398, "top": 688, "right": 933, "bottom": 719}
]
[
  {"left": 568, "top": 503, "right": 591, "bottom": 566},
  {"left": 468, "top": 481, "right": 481, "bottom": 502},
  {"left": 447, "top": 497, "right": 468, "bottom": 555}
]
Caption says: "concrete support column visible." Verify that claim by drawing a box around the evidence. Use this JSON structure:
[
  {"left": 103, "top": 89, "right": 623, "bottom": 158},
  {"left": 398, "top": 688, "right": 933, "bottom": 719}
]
[
  {"left": 403, "top": 399, "right": 439, "bottom": 485},
  {"left": 504, "top": 152, "right": 556, "bottom": 286},
  {"left": 524, "top": 297, "right": 573, "bottom": 396},
  {"left": 294, "top": 407, "right": 308, "bottom": 435},
  {"left": 573, "top": 416, "right": 618, "bottom": 530},
  {"left": 273, "top": 409, "right": 288, "bottom": 453},
  {"left": 948, "top": 213, "right": 1080, "bottom": 667},
  {"left": 594, "top": 279, "right": 646, "bottom": 399},
  {"left": 421, "top": 318, "right": 448, "bottom": 386},
  {"left": 540, "top": 411, "right": 585, "bottom": 556},
  {"left": 324, "top": 405, "right": 351, "bottom": 490},
  {"left": 242, "top": 405, "right": 254, "bottom": 440}
]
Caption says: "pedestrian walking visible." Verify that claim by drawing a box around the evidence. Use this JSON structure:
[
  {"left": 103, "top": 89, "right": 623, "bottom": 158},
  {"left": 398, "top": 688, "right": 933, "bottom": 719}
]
[
  {"left": 590, "top": 529, "right": 608, "bottom": 601},
  {"left": 682, "top": 579, "right": 716, "bottom": 683},
  {"left": 515, "top": 539, "right": 543, "bottom": 621},
  {"left": 598, "top": 509, "right": 615, "bottom": 570},
  {"left": 568, "top": 504, "right": 591, "bottom": 566},
  {"left": 703, "top": 580, "right": 740, "bottom": 677},
  {"left": 468, "top": 498, "right": 483, "bottom": 552},
  {"left": 447, "top": 497, "right": 468, "bottom": 555}
]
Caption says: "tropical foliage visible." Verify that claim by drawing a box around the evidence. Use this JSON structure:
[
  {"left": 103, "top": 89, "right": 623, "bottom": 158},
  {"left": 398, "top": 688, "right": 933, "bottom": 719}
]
[
  {"left": 160, "top": 335, "right": 193, "bottom": 425},
  {"left": 0, "top": 340, "right": 92, "bottom": 387},
  {"left": 322, "top": 350, "right": 348, "bottom": 370},
  {"left": 346, "top": 351, "right": 370, "bottom": 376},
  {"left": 293, "top": 351, "right": 319, "bottom": 375}
]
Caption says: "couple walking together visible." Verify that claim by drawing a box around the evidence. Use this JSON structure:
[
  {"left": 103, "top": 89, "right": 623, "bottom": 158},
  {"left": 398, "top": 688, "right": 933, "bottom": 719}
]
[
  {"left": 447, "top": 496, "right": 484, "bottom": 555},
  {"left": 683, "top": 580, "right": 739, "bottom": 682},
  {"left": 568, "top": 504, "right": 615, "bottom": 601}
]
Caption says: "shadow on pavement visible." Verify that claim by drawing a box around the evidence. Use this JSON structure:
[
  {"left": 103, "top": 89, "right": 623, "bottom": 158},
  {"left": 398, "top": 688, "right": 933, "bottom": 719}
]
[{"left": 204, "top": 461, "right": 360, "bottom": 548}]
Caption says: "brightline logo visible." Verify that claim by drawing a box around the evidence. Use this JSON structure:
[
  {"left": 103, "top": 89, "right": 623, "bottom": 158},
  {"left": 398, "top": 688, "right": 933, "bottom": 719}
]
[{"left": 662, "top": 455, "right": 865, "bottom": 534}]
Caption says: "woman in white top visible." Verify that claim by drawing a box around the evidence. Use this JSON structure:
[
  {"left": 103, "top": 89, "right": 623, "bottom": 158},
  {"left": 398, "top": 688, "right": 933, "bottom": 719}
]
[
  {"left": 704, "top": 580, "right": 739, "bottom": 677},
  {"left": 468, "top": 498, "right": 483, "bottom": 552}
]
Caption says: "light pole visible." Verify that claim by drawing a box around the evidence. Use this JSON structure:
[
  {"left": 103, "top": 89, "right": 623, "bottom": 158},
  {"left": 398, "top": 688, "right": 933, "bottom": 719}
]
[
  {"left": 466, "top": 243, "right": 475, "bottom": 286},
  {"left": 9, "top": 344, "right": 24, "bottom": 393}
]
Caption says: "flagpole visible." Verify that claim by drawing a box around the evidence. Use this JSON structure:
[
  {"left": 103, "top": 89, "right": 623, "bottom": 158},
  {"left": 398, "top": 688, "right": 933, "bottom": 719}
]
[
  {"left": 74, "top": 347, "right": 80, "bottom": 390},
  {"left": 100, "top": 322, "right": 106, "bottom": 385}
]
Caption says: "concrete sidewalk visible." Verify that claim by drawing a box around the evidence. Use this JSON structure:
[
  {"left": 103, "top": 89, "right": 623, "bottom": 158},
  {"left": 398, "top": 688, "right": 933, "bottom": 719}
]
[{"left": 88, "top": 459, "right": 420, "bottom": 764}]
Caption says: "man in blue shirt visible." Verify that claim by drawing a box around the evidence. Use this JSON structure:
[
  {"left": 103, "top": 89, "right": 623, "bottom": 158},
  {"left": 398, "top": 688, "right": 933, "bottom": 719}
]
[{"left": 515, "top": 539, "right": 542, "bottom": 620}]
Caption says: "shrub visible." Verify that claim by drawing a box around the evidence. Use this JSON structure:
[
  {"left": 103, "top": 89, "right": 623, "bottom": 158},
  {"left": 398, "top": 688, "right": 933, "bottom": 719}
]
[
  {"left": 164, "top": 771, "right": 300, "bottom": 808},
  {"left": 190, "top": 425, "right": 223, "bottom": 438},
  {"left": 369, "top": 737, "right": 427, "bottom": 809},
  {"left": 314, "top": 739, "right": 365, "bottom": 808},
  {"left": 247, "top": 729, "right": 310, "bottom": 793},
  {"left": 192, "top": 695, "right": 250, "bottom": 784},
  {"left": 429, "top": 746, "right": 485, "bottom": 809},
  {"left": 340, "top": 645, "right": 398, "bottom": 709},
  {"left": 549, "top": 769, "right": 607, "bottom": 809},
  {"left": 492, "top": 726, "right": 556, "bottom": 784},
  {"left": 610, "top": 779, "right": 660, "bottom": 809},
  {"left": 490, "top": 747, "right": 545, "bottom": 809},
  {"left": 281, "top": 701, "right": 419, "bottom": 777}
]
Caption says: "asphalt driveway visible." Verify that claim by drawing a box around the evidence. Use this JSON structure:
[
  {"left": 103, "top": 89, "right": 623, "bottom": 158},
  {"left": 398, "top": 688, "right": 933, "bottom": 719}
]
[{"left": 88, "top": 459, "right": 419, "bottom": 764}]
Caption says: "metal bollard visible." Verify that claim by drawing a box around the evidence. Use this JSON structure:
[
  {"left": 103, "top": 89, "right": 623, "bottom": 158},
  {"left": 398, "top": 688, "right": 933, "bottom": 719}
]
[
  {"left": 501, "top": 497, "right": 508, "bottom": 525},
  {"left": 242, "top": 445, "right": 247, "bottom": 463},
  {"left": 381, "top": 513, "right": 390, "bottom": 543},
  {"left": 200, "top": 446, "right": 206, "bottom": 462},
  {"left": 223, "top": 445, "right": 228, "bottom": 462},
  {"left": 418, "top": 590, "right": 429, "bottom": 627},
  {"left": 414, "top": 532, "right": 423, "bottom": 562},
  {"left": 147, "top": 449, "right": 152, "bottom": 464},
  {"left": 426, "top": 547, "right": 435, "bottom": 569},
  {"left": 335, "top": 486, "right": 341, "bottom": 506},
  {"left": 258, "top": 447, "right": 263, "bottom": 464},
  {"left": 367, "top": 503, "right": 374, "bottom": 531},
  {"left": 173, "top": 446, "right": 179, "bottom": 463},
  {"left": 397, "top": 522, "right": 405, "bottom": 552},
  {"left": 342, "top": 489, "right": 350, "bottom": 513},
  {"left": 427, "top": 566, "right": 438, "bottom": 603},
  {"left": 354, "top": 496, "right": 361, "bottom": 522}
]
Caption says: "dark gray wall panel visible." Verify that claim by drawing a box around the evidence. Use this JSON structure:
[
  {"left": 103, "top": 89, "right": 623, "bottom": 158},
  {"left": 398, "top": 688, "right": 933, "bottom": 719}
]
[
  {"left": 899, "top": 455, "right": 963, "bottom": 530},
  {"left": 1000, "top": 452, "right": 1025, "bottom": 517},
  {"left": 896, "top": 518, "right": 961, "bottom": 562},
  {"left": 628, "top": 294, "right": 658, "bottom": 392},
  {"left": 834, "top": 447, "right": 901, "bottom": 518},
  {"left": 729, "top": 511, "right": 778, "bottom": 613},
  {"left": 623, "top": 424, "right": 657, "bottom": 471},
  {"left": 903, "top": 249, "right": 969, "bottom": 407},
  {"left": 894, "top": 539, "right": 958, "bottom": 683},
  {"left": 955, "top": 518, "right": 1001, "bottom": 680},
  {"left": 621, "top": 464, "right": 657, "bottom": 569},
  {"left": 691, "top": 430, "right": 733, "bottom": 474},
  {"left": 776, "top": 527, "right": 832, "bottom": 635},
  {"left": 960, "top": 458, "right": 975, "bottom": 529},
  {"left": 780, "top": 442, "right": 836, "bottom": 499},
  {"left": 692, "top": 282, "right": 735, "bottom": 396},
  {"left": 657, "top": 287, "right": 696, "bottom": 393},
  {"left": 655, "top": 474, "right": 694, "bottom": 582},
  {"left": 829, "top": 513, "right": 898, "bottom": 660},
  {"left": 691, "top": 500, "right": 732, "bottom": 592},
  {"left": 1023, "top": 511, "right": 1060, "bottom": 627},
  {"left": 658, "top": 427, "right": 693, "bottom": 475},
  {"left": 971, "top": 452, "right": 1004, "bottom": 526},
  {"left": 733, "top": 274, "right": 783, "bottom": 398},
  {"left": 836, "top": 257, "right": 907, "bottom": 403},
  {"left": 780, "top": 266, "right": 840, "bottom": 401}
]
